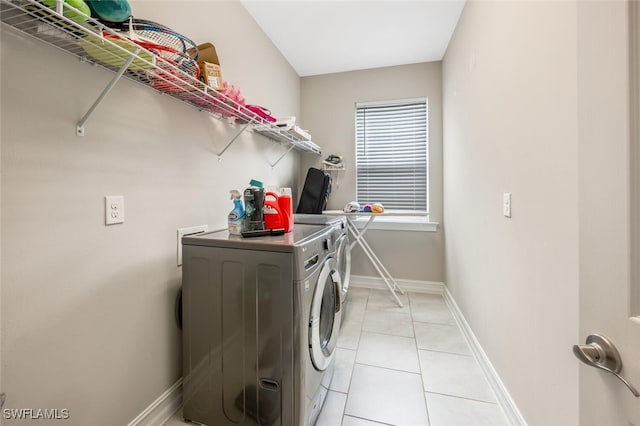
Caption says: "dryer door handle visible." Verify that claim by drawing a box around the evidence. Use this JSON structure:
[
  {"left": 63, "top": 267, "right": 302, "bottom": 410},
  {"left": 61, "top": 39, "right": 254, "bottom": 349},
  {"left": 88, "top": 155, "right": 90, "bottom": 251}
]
[{"left": 332, "top": 271, "right": 341, "bottom": 313}]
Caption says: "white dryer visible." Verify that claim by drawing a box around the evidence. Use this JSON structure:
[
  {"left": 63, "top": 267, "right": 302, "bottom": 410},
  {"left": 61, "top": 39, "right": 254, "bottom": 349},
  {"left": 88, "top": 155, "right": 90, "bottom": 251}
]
[{"left": 181, "top": 224, "right": 342, "bottom": 426}]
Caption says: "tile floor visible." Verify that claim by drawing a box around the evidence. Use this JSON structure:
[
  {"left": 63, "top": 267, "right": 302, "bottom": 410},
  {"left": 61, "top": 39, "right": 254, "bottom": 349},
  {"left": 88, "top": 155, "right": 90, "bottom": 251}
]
[{"left": 165, "top": 287, "right": 509, "bottom": 426}]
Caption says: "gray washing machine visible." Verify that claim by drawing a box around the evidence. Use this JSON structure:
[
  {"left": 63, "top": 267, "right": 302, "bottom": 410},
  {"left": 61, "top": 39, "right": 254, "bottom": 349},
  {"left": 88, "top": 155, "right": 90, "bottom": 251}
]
[
  {"left": 181, "top": 224, "right": 343, "bottom": 426},
  {"left": 294, "top": 214, "right": 351, "bottom": 304}
]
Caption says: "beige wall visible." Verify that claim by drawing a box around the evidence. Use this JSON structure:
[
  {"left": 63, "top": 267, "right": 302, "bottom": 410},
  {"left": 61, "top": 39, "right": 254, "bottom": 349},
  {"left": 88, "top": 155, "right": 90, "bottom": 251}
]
[
  {"left": 301, "top": 63, "right": 444, "bottom": 282},
  {"left": 0, "top": 1, "right": 301, "bottom": 424},
  {"left": 443, "top": 1, "right": 579, "bottom": 424}
]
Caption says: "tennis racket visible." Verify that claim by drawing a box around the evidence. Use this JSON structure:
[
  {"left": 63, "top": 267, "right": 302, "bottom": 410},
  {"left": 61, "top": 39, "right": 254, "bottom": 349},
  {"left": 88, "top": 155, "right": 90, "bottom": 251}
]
[
  {"left": 149, "top": 56, "right": 201, "bottom": 94},
  {"left": 104, "top": 18, "right": 198, "bottom": 62}
]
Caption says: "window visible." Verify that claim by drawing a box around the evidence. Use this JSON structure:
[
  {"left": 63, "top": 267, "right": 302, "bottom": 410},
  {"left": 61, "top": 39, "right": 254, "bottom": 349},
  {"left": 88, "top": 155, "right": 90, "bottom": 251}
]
[{"left": 355, "top": 98, "right": 428, "bottom": 211}]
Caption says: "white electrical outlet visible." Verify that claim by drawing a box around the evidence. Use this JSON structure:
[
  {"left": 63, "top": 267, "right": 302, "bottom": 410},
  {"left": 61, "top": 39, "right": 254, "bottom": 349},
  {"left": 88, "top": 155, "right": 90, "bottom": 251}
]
[
  {"left": 503, "top": 193, "right": 512, "bottom": 218},
  {"left": 177, "top": 225, "right": 209, "bottom": 266},
  {"left": 105, "top": 195, "right": 124, "bottom": 225}
]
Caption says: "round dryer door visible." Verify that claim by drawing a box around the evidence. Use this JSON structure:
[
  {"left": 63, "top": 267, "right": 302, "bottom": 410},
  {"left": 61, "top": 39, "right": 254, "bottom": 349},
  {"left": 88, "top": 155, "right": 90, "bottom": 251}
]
[
  {"left": 336, "top": 234, "right": 351, "bottom": 300},
  {"left": 309, "top": 257, "right": 343, "bottom": 371}
]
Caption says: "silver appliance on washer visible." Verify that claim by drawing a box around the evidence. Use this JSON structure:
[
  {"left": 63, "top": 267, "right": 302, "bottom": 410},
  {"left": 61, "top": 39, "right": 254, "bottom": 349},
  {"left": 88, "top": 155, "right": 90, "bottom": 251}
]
[
  {"left": 294, "top": 214, "right": 351, "bottom": 305},
  {"left": 181, "top": 224, "right": 342, "bottom": 426}
]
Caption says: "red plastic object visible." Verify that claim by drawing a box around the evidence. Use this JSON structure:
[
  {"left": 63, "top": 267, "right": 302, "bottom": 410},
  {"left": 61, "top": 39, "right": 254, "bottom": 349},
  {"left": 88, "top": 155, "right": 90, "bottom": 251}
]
[
  {"left": 263, "top": 192, "right": 290, "bottom": 232},
  {"left": 278, "top": 193, "right": 293, "bottom": 232}
]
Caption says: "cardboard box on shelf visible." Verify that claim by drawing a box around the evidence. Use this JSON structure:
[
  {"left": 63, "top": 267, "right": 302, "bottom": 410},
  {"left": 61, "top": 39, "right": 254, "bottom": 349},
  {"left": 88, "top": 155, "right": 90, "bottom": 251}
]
[{"left": 189, "top": 42, "right": 224, "bottom": 90}]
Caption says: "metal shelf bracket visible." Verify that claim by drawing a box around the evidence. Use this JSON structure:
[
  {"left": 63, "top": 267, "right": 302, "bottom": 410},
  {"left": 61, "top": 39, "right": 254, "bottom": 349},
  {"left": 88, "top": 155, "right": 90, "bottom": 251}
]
[
  {"left": 76, "top": 47, "right": 141, "bottom": 136},
  {"left": 216, "top": 122, "right": 251, "bottom": 159},
  {"left": 270, "top": 144, "right": 296, "bottom": 168}
]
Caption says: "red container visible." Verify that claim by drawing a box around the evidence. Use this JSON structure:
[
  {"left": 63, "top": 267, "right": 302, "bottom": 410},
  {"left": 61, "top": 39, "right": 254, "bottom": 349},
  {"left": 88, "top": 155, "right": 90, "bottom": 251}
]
[
  {"left": 263, "top": 192, "right": 290, "bottom": 232},
  {"left": 278, "top": 191, "right": 293, "bottom": 233}
]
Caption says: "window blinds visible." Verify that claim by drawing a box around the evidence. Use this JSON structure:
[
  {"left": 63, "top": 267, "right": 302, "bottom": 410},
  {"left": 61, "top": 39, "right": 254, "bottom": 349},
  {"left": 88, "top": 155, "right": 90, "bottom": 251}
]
[{"left": 355, "top": 99, "right": 428, "bottom": 211}]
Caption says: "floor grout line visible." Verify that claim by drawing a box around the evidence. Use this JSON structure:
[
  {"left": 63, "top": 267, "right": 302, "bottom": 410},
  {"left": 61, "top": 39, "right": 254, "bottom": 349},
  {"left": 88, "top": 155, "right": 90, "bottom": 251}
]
[
  {"left": 416, "top": 347, "right": 474, "bottom": 357},
  {"left": 342, "top": 413, "right": 396, "bottom": 425},
  {"left": 359, "top": 329, "right": 416, "bottom": 339},
  {"left": 424, "top": 390, "right": 499, "bottom": 405},
  {"left": 338, "top": 291, "right": 370, "bottom": 406},
  {"left": 352, "top": 361, "right": 422, "bottom": 375},
  {"left": 410, "top": 301, "right": 432, "bottom": 426}
]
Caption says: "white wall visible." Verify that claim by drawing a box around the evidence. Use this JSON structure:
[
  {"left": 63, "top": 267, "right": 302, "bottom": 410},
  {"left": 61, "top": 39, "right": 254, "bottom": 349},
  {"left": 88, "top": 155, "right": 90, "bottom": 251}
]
[
  {"left": 442, "top": 1, "right": 579, "bottom": 424},
  {"left": 301, "top": 63, "right": 444, "bottom": 282},
  {"left": 0, "top": 1, "right": 301, "bottom": 424}
]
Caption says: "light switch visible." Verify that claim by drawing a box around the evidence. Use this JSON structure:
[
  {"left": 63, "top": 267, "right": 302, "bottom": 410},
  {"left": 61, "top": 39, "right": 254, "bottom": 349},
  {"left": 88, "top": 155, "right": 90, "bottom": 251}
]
[{"left": 503, "top": 193, "right": 511, "bottom": 218}]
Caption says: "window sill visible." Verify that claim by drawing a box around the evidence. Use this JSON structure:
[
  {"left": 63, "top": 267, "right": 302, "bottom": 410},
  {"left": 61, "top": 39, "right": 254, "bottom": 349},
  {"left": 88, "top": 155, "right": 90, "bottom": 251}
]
[{"left": 352, "top": 215, "right": 439, "bottom": 232}]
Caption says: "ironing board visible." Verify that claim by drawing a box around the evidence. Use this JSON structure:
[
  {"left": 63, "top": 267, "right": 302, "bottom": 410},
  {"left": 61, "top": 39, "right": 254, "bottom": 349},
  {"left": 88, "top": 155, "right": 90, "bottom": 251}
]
[{"left": 322, "top": 210, "right": 427, "bottom": 307}]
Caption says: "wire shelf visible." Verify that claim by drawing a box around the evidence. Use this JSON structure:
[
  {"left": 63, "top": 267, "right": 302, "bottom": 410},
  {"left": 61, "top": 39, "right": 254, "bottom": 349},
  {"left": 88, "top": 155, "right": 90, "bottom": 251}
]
[
  {"left": 0, "top": 0, "right": 321, "bottom": 155},
  {"left": 323, "top": 163, "right": 345, "bottom": 171},
  {"left": 253, "top": 125, "right": 321, "bottom": 155}
]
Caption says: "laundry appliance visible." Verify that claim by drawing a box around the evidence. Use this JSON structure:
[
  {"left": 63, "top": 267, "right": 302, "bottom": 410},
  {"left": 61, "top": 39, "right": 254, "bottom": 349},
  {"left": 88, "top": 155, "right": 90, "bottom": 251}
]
[
  {"left": 181, "top": 224, "right": 342, "bottom": 426},
  {"left": 294, "top": 214, "right": 351, "bottom": 306}
]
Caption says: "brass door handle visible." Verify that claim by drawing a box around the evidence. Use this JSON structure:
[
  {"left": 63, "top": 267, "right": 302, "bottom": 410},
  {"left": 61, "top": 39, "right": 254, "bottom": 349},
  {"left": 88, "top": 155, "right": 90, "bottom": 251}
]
[{"left": 573, "top": 334, "right": 639, "bottom": 397}]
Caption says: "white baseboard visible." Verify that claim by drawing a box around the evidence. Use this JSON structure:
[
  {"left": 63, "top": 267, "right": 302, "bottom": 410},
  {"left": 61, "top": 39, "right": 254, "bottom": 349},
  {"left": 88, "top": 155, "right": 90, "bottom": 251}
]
[
  {"left": 443, "top": 287, "right": 527, "bottom": 426},
  {"left": 350, "top": 274, "right": 445, "bottom": 294},
  {"left": 127, "top": 378, "right": 182, "bottom": 426},
  {"left": 351, "top": 275, "right": 526, "bottom": 426}
]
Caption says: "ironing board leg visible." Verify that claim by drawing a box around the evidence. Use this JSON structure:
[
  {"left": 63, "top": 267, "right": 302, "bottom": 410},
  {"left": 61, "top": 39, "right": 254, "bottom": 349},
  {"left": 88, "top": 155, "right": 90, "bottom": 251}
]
[{"left": 345, "top": 217, "right": 404, "bottom": 307}]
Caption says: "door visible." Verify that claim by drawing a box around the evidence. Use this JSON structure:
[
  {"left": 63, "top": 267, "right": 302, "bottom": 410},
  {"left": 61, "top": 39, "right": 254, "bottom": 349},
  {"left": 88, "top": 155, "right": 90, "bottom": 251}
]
[
  {"left": 577, "top": 0, "right": 640, "bottom": 423},
  {"left": 309, "top": 257, "right": 342, "bottom": 371}
]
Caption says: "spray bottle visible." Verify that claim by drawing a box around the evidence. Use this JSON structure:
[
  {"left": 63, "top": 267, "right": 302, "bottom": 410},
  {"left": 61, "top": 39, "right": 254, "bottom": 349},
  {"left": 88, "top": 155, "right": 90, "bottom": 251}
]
[{"left": 228, "top": 190, "right": 245, "bottom": 235}]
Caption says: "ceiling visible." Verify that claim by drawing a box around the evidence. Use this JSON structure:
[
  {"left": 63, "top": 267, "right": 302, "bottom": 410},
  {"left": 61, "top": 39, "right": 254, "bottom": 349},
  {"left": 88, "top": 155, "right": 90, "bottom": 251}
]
[{"left": 241, "top": 0, "right": 466, "bottom": 77}]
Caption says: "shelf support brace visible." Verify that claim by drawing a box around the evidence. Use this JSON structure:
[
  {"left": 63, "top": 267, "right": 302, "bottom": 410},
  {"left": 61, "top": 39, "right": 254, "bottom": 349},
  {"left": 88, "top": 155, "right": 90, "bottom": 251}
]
[
  {"left": 76, "top": 48, "right": 141, "bottom": 136},
  {"left": 270, "top": 144, "right": 296, "bottom": 168},
  {"left": 217, "top": 123, "right": 250, "bottom": 159}
]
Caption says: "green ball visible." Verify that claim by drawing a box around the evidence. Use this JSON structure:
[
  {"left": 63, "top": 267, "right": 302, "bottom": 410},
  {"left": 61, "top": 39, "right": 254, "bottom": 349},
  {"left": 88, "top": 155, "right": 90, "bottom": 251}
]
[{"left": 42, "top": 0, "right": 91, "bottom": 22}]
